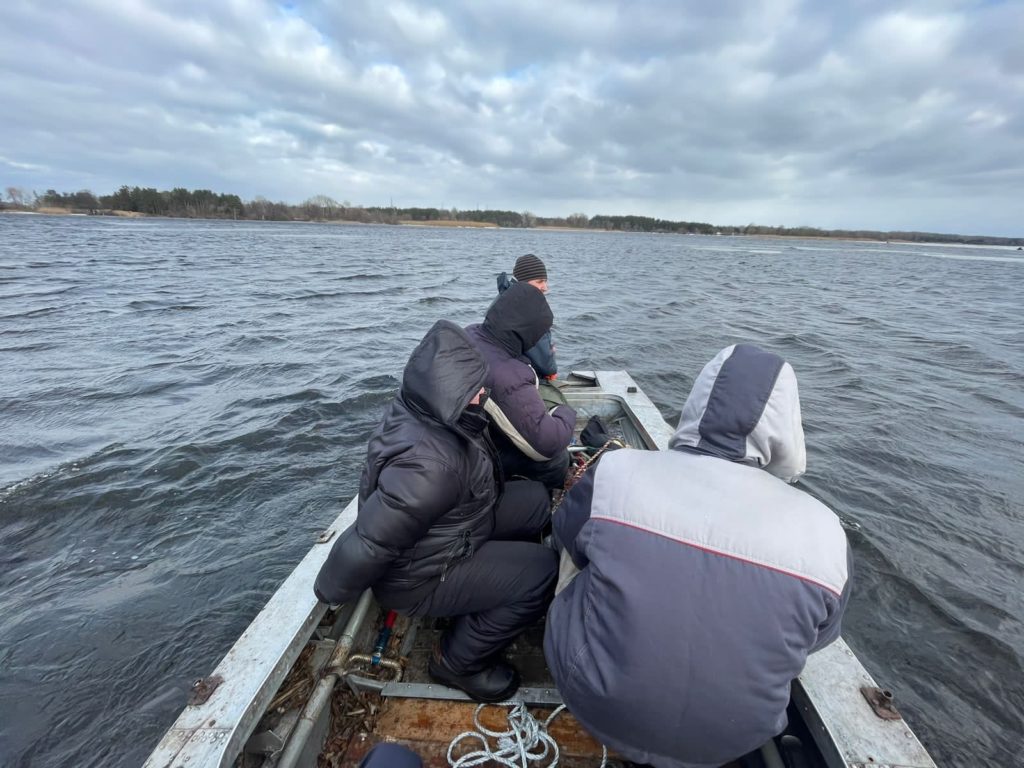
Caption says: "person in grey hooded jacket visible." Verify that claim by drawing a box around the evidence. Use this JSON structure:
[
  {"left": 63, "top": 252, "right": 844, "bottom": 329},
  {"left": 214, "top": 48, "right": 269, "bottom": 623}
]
[{"left": 544, "top": 343, "right": 853, "bottom": 768}]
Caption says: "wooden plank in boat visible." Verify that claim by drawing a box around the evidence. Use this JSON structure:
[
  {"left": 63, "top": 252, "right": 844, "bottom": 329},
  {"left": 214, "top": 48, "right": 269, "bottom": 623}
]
[{"left": 372, "top": 698, "right": 607, "bottom": 757}]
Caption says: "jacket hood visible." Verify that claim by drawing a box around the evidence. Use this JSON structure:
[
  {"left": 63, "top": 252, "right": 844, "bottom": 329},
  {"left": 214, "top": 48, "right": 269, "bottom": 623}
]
[
  {"left": 482, "top": 280, "right": 553, "bottom": 356},
  {"left": 669, "top": 343, "right": 807, "bottom": 482},
  {"left": 400, "top": 320, "right": 489, "bottom": 427}
]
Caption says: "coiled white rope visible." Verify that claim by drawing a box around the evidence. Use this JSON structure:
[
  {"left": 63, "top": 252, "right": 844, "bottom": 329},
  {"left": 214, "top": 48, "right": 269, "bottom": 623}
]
[{"left": 447, "top": 701, "right": 607, "bottom": 768}]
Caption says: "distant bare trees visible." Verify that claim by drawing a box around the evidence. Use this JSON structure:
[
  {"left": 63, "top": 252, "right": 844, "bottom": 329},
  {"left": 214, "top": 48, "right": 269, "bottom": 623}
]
[
  {"left": 303, "top": 195, "right": 340, "bottom": 220},
  {"left": 5, "top": 187, "right": 29, "bottom": 206}
]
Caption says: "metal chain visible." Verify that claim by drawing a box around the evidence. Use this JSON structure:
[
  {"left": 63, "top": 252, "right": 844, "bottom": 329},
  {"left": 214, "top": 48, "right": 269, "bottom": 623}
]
[{"left": 553, "top": 438, "right": 625, "bottom": 512}]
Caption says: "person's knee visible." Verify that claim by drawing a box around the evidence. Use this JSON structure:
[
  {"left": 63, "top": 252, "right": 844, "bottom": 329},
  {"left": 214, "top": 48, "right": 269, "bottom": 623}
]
[
  {"left": 541, "top": 450, "right": 571, "bottom": 489},
  {"left": 507, "top": 478, "right": 549, "bottom": 507},
  {"left": 522, "top": 479, "right": 552, "bottom": 518},
  {"left": 359, "top": 743, "right": 423, "bottom": 768},
  {"left": 519, "top": 546, "right": 558, "bottom": 599},
  {"left": 499, "top": 479, "right": 552, "bottom": 536}
]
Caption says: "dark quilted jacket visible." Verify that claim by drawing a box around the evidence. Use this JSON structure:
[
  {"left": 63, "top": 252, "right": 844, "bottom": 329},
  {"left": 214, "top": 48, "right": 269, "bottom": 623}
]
[{"left": 314, "top": 320, "right": 500, "bottom": 606}]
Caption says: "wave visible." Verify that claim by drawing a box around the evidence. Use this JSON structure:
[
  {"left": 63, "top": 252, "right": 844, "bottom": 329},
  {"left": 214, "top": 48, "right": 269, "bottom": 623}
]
[
  {"left": 0, "top": 285, "right": 78, "bottom": 300},
  {"left": 334, "top": 272, "right": 383, "bottom": 281},
  {"left": 281, "top": 290, "right": 353, "bottom": 301},
  {"left": 970, "top": 390, "right": 1024, "bottom": 419},
  {"left": 0, "top": 305, "right": 59, "bottom": 320},
  {"left": 126, "top": 300, "right": 205, "bottom": 312},
  {"left": 919, "top": 252, "right": 1024, "bottom": 264},
  {"left": 0, "top": 442, "right": 132, "bottom": 503},
  {"left": 0, "top": 341, "right": 58, "bottom": 352}
]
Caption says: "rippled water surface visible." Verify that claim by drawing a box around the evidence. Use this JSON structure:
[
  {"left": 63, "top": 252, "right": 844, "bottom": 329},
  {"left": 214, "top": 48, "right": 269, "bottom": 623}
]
[{"left": 1, "top": 215, "right": 1022, "bottom": 766}]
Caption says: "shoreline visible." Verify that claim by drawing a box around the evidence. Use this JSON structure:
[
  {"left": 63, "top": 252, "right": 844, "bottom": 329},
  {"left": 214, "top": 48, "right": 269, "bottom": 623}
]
[
  {"left": 397, "top": 219, "right": 498, "bottom": 228},
  {"left": 3, "top": 209, "right": 1021, "bottom": 248}
]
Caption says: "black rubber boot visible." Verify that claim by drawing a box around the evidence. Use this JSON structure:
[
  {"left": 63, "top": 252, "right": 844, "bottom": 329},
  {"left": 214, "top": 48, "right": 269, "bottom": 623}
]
[{"left": 428, "top": 652, "right": 521, "bottom": 703}]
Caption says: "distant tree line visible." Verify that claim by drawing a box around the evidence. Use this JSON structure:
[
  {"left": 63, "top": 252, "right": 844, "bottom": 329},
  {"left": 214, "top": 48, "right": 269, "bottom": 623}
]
[
  {"left": 3, "top": 184, "right": 1022, "bottom": 246},
  {"left": 29, "top": 186, "right": 247, "bottom": 218},
  {"left": 586, "top": 214, "right": 716, "bottom": 234}
]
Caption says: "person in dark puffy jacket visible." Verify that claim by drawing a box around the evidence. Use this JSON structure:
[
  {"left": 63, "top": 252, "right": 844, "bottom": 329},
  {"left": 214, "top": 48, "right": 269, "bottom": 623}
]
[
  {"left": 314, "top": 320, "right": 557, "bottom": 703},
  {"left": 465, "top": 281, "right": 577, "bottom": 490},
  {"left": 496, "top": 254, "right": 557, "bottom": 380}
]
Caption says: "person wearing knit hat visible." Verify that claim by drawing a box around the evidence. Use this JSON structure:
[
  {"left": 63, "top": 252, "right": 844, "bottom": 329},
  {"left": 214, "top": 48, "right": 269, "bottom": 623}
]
[
  {"left": 512, "top": 253, "right": 548, "bottom": 290},
  {"left": 496, "top": 255, "right": 557, "bottom": 381},
  {"left": 466, "top": 282, "right": 576, "bottom": 490}
]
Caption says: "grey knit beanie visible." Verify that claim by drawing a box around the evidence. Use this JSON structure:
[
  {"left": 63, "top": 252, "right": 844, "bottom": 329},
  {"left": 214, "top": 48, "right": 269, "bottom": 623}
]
[{"left": 512, "top": 253, "right": 547, "bottom": 282}]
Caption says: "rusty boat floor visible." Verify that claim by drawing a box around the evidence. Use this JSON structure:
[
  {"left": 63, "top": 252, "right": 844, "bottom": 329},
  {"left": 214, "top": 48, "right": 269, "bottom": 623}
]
[{"left": 316, "top": 612, "right": 610, "bottom": 768}]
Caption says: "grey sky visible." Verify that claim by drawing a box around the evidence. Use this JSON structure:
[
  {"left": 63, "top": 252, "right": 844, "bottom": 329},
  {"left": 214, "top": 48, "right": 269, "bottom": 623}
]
[{"left": 2, "top": 0, "right": 1022, "bottom": 234}]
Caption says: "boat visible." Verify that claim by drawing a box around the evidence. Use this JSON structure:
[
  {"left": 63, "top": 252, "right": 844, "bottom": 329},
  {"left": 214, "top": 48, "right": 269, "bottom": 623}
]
[{"left": 144, "top": 371, "right": 938, "bottom": 768}]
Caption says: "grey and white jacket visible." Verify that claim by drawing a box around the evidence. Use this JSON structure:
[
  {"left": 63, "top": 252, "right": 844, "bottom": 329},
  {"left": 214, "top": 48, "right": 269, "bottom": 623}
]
[{"left": 544, "top": 344, "right": 852, "bottom": 768}]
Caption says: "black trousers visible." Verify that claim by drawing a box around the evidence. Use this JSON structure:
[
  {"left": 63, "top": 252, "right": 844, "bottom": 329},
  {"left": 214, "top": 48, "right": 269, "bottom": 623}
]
[
  {"left": 497, "top": 441, "right": 571, "bottom": 491},
  {"left": 408, "top": 479, "right": 557, "bottom": 674}
]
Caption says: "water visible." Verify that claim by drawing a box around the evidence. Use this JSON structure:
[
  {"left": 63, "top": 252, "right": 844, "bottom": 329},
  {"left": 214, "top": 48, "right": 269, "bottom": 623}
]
[{"left": 1, "top": 215, "right": 1022, "bottom": 766}]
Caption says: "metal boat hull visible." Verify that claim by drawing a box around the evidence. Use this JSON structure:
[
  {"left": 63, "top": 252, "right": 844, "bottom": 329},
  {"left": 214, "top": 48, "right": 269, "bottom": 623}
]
[{"left": 145, "top": 371, "right": 935, "bottom": 768}]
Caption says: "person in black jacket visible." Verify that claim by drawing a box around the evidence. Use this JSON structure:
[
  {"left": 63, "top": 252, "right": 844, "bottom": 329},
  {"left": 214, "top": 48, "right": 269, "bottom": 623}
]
[
  {"left": 466, "top": 282, "right": 577, "bottom": 489},
  {"left": 496, "top": 254, "right": 558, "bottom": 380},
  {"left": 314, "top": 320, "right": 557, "bottom": 702}
]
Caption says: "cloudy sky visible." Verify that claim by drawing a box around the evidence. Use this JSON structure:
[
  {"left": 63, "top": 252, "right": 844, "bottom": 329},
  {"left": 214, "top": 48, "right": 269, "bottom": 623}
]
[{"left": 2, "top": 0, "right": 1022, "bottom": 234}]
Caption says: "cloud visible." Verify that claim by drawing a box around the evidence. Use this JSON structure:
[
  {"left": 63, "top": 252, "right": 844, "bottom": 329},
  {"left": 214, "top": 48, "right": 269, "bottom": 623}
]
[{"left": 0, "top": 0, "right": 1021, "bottom": 234}]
